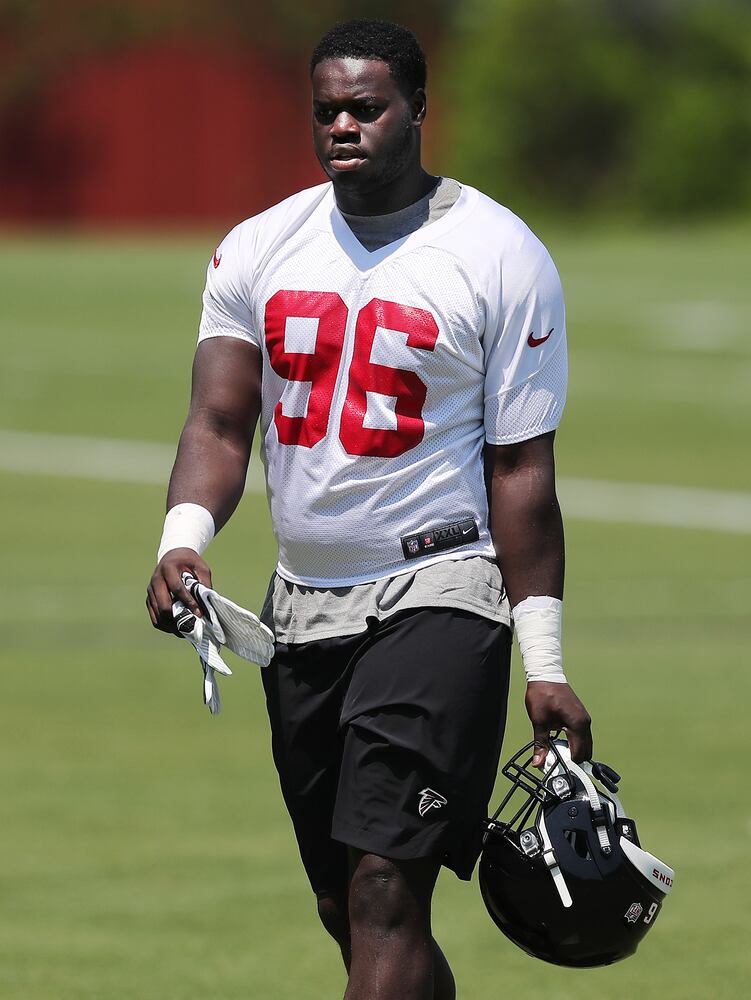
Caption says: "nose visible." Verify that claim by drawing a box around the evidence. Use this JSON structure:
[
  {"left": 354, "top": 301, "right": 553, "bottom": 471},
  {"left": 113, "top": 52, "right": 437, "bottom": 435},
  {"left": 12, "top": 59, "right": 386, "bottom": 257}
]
[{"left": 331, "top": 111, "right": 359, "bottom": 138}]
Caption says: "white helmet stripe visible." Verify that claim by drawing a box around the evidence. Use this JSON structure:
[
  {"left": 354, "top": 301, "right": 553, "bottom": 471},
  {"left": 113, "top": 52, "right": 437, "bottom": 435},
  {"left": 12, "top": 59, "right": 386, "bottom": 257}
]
[
  {"left": 620, "top": 837, "right": 675, "bottom": 894},
  {"left": 538, "top": 811, "right": 573, "bottom": 908}
]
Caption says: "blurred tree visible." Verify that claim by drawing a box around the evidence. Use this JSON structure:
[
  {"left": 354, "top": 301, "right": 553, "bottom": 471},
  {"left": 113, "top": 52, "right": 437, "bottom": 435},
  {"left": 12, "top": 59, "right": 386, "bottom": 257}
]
[
  {"left": 629, "top": 1, "right": 751, "bottom": 214},
  {"left": 440, "top": 0, "right": 751, "bottom": 218}
]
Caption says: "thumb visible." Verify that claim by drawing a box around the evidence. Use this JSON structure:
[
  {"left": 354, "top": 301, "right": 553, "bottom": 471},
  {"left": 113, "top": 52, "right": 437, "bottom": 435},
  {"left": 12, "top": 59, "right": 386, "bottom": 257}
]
[{"left": 531, "top": 724, "right": 551, "bottom": 769}]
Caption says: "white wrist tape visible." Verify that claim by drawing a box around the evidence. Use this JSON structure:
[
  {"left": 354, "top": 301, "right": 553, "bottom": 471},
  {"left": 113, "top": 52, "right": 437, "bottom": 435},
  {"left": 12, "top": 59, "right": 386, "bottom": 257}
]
[
  {"left": 157, "top": 503, "right": 215, "bottom": 562},
  {"left": 512, "top": 596, "right": 567, "bottom": 684}
]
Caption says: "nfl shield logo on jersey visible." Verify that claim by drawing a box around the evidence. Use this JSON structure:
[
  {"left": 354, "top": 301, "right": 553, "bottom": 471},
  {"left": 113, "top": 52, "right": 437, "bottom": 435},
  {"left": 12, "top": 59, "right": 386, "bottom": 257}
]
[{"left": 624, "top": 902, "right": 643, "bottom": 924}]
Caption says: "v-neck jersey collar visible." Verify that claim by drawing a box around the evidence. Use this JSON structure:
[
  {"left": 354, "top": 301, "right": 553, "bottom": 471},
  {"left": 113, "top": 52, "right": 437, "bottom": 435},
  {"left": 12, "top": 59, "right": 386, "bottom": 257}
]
[{"left": 314, "top": 182, "right": 479, "bottom": 272}]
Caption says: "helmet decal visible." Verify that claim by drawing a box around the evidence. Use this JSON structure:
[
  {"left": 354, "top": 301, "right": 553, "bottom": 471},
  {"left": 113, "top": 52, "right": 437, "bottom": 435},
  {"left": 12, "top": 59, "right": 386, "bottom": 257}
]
[{"left": 624, "top": 902, "right": 643, "bottom": 924}]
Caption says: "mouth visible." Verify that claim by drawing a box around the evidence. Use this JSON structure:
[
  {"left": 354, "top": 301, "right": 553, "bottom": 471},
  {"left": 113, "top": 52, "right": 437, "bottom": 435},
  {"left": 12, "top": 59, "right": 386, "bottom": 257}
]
[{"left": 328, "top": 147, "right": 367, "bottom": 171}]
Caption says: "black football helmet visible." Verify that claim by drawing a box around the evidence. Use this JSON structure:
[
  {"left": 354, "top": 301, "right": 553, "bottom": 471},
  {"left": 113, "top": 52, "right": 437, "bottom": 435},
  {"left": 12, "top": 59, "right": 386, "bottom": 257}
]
[{"left": 479, "top": 737, "right": 674, "bottom": 967}]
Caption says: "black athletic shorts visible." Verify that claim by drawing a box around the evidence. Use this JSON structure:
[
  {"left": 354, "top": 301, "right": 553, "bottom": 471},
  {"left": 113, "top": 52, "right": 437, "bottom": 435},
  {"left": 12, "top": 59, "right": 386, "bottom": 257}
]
[{"left": 261, "top": 607, "right": 512, "bottom": 895}]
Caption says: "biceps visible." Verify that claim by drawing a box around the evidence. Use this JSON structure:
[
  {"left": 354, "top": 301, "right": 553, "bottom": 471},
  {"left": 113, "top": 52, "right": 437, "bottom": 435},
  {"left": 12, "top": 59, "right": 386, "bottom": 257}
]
[
  {"left": 485, "top": 431, "right": 557, "bottom": 483},
  {"left": 188, "top": 338, "right": 262, "bottom": 437}
]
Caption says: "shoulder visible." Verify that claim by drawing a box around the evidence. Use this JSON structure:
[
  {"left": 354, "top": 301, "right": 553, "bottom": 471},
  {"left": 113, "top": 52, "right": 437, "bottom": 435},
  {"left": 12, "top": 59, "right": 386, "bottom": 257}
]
[
  {"left": 218, "top": 182, "right": 332, "bottom": 261},
  {"left": 241, "top": 181, "right": 332, "bottom": 233},
  {"left": 446, "top": 184, "right": 561, "bottom": 308},
  {"left": 456, "top": 184, "right": 555, "bottom": 266}
]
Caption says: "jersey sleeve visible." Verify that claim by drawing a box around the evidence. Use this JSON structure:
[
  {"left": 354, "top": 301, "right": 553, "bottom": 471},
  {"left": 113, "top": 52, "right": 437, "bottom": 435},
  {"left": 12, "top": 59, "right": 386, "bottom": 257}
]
[
  {"left": 197, "top": 223, "right": 260, "bottom": 347},
  {"left": 482, "top": 229, "right": 567, "bottom": 445}
]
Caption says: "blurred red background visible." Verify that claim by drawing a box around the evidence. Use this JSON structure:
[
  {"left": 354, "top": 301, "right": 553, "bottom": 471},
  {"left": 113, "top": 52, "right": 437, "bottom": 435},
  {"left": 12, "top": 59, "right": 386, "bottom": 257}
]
[
  {"left": 0, "top": 41, "right": 324, "bottom": 226},
  {"left": 0, "top": 1, "right": 448, "bottom": 227}
]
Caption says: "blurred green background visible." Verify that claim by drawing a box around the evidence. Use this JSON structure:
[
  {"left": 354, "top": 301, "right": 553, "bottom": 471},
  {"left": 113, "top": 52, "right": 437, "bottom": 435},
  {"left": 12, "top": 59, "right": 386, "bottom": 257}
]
[{"left": 2, "top": 1, "right": 750, "bottom": 998}]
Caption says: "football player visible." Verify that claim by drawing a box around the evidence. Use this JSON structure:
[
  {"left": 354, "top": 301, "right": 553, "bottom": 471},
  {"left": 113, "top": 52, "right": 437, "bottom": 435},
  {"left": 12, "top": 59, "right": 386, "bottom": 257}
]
[{"left": 146, "top": 18, "right": 593, "bottom": 1000}]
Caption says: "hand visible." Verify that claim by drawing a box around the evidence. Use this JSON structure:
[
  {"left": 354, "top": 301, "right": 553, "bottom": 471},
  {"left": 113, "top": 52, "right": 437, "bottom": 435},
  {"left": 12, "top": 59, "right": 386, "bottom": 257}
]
[
  {"left": 525, "top": 681, "right": 593, "bottom": 767},
  {"left": 146, "top": 548, "right": 213, "bottom": 633}
]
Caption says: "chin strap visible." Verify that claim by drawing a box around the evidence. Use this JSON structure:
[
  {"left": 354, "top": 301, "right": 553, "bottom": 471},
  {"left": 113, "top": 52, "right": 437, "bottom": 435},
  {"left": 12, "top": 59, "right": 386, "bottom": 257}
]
[
  {"left": 538, "top": 810, "right": 573, "bottom": 908},
  {"left": 538, "top": 746, "right": 629, "bottom": 906},
  {"left": 544, "top": 748, "right": 625, "bottom": 860},
  {"left": 567, "top": 760, "right": 613, "bottom": 855}
]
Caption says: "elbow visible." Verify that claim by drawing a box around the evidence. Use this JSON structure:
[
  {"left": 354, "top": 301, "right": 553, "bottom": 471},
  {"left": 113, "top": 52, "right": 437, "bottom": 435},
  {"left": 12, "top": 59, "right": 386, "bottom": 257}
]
[{"left": 184, "top": 407, "right": 252, "bottom": 458}]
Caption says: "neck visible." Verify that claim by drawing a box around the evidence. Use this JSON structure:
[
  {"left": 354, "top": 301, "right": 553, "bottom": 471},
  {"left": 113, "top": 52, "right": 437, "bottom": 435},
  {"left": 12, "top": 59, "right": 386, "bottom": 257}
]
[{"left": 333, "top": 164, "right": 438, "bottom": 217}]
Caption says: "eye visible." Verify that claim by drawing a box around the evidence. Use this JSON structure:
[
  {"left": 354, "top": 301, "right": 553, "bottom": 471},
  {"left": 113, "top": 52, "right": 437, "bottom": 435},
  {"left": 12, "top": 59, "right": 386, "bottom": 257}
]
[
  {"left": 356, "top": 103, "right": 380, "bottom": 120},
  {"left": 314, "top": 108, "right": 335, "bottom": 124}
]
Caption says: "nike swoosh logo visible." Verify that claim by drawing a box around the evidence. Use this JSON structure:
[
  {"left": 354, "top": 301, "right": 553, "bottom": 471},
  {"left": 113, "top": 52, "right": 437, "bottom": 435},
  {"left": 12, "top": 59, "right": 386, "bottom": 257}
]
[
  {"left": 527, "top": 327, "right": 554, "bottom": 347},
  {"left": 212, "top": 250, "right": 222, "bottom": 269}
]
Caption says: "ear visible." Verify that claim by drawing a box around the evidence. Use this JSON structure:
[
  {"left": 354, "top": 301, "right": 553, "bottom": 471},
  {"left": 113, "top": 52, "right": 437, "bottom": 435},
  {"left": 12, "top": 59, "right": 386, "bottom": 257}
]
[{"left": 411, "top": 88, "right": 427, "bottom": 127}]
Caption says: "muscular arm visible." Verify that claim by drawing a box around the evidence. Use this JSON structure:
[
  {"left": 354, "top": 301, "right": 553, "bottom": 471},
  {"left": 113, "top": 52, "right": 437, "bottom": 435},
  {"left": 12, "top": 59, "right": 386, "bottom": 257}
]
[
  {"left": 484, "top": 432, "right": 564, "bottom": 607},
  {"left": 167, "top": 338, "right": 262, "bottom": 523},
  {"left": 146, "top": 336, "right": 262, "bottom": 631},
  {"left": 485, "top": 431, "right": 592, "bottom": 763}
]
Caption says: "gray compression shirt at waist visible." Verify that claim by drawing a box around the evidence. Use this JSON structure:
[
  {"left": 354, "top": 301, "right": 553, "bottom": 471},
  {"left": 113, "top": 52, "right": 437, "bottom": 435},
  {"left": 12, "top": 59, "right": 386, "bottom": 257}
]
[{"left": 262, "top": 557, "right": 510, "bottom": 644}]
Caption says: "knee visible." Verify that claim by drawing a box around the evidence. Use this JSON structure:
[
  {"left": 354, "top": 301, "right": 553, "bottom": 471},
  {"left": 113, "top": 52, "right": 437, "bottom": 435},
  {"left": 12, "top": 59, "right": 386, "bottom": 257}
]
[
  {"left": 348, "top": 855, "right": 416, "bottom": 932},
  {"left": 317, "top": 891, "right": 350, "bottom": 947}
]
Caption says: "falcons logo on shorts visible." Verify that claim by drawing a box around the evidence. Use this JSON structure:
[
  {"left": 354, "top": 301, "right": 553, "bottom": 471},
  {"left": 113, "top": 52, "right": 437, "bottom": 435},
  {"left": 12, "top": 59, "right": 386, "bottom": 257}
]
[{"left": 418, "top": 788, "right": 448, "bottom": 817}]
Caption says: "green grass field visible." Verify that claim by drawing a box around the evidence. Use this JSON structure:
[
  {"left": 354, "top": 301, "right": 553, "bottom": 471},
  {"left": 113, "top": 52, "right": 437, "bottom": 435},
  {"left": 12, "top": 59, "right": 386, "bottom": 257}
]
[{"left": 1, "top": 222, "right": 750, "bottom": 999}]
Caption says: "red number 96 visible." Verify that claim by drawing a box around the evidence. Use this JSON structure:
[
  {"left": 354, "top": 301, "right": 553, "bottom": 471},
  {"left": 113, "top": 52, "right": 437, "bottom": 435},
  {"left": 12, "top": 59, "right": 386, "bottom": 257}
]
[{"left": 265, "top": 290, "right": 439, "bottom": 458}]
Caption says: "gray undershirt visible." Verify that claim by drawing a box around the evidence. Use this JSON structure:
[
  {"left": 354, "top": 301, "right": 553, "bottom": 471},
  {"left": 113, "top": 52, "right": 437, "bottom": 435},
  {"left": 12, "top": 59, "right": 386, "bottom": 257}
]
[
  {"left": 265, "top": 177, "right": 510, "bottom": 644},
  {"left": 340, "top": 176, "right": 462, "bottom": 251}
]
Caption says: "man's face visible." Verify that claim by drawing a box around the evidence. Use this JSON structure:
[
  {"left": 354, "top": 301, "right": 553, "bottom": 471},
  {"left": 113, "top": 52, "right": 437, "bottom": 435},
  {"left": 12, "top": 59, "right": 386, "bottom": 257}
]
[{"left": 311, "top": 58, "right": 422, "bottom": 196}]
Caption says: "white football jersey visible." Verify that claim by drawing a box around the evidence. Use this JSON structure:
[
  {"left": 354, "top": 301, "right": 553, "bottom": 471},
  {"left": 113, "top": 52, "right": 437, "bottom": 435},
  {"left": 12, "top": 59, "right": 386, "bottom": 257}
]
[{"left": 198, "top": 182, "right": 567, "bottom": 586}]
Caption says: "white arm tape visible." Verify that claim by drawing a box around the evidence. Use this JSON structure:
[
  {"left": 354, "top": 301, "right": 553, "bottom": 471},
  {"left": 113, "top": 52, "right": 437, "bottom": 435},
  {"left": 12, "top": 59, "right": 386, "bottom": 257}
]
[
  {"left": 512, "top": 595, "right": 567, "bottom": 684},
  {"left": 157, "top": 503, "right": 215, "bottom": 562}
]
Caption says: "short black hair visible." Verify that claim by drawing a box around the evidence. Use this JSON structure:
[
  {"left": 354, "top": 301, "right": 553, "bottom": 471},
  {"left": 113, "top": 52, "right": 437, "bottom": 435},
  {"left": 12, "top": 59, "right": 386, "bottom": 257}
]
[{"left": 310, "top": 18, "right": 427, "bottom": 96}]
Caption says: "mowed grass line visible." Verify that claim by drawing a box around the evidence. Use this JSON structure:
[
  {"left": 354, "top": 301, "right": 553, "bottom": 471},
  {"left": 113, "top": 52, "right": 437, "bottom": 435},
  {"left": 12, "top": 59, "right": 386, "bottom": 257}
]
[{"left": 3, "top": 428, "right": 751, "bottom": 535}]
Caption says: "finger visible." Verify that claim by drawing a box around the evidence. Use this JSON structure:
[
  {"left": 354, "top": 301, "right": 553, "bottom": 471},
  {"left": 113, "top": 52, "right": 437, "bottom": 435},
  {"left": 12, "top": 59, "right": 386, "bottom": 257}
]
[
  {"left": 151, "top": 573, "right": 179, "bottom": 628},
  {"left": 194, "top": 562, "right": 213, "bottom": 590},
  {"left": 147, "top": 582, "right": 170, "bottom": 630},
  {"left": 567, "top": 717, "right": 593, "bottom": 763},
  {"left": 165, "top": 568, "right": 204, "bottom": 618},
  {"left": 150, "top": 572, "right": 171, "bottom": 613},
  {"left": 531, "top": 723, "right": 551, "bottom": 768},
  {"left": 151, "top": 571, "right": 178, "bottom": 629},
  {"left": 149, "top": 581, "right": 180, "bottom": 634}
]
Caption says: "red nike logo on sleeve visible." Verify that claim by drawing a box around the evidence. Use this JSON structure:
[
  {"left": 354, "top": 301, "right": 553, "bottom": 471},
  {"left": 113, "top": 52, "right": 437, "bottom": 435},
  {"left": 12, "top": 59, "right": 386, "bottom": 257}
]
[
  {"left": 212, "top": 250, "right": 222, "bottom": 268},
  {"left": 527, "top": 328, "right": 554, "bottom": 347}
]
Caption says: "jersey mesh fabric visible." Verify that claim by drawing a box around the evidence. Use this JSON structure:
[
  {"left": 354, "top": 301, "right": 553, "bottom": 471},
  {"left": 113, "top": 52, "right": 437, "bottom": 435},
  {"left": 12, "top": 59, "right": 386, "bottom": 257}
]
[
  {"left": 199, "top": 308, "right": 254, "bottom": 344},
  {"left": 197, "top": 182, "right": 567, "bottom": 586},
  {"left": 255, "top": 239, "right": 494, "bottom": 584},
  {"left": 485, "top": 339, "right": 568, "bottom": 445}
]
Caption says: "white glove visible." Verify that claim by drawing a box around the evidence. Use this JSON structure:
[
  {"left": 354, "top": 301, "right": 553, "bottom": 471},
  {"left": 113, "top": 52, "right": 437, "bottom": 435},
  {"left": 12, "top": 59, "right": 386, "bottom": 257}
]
[
  {"left": 172, "top": 572, "right": 275, "bottom": 714},
  {"left": 172, "top": 603, "right": 232, "bottom": 713}
]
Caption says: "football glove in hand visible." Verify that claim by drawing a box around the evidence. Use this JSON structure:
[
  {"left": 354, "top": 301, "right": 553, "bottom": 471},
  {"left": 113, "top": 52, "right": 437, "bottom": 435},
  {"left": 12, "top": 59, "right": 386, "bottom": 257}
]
[{"left": 171, "top": 571, "right": 275, "bottom": 714}]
